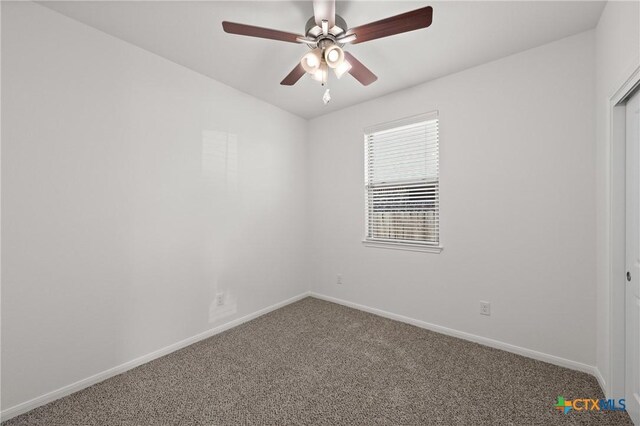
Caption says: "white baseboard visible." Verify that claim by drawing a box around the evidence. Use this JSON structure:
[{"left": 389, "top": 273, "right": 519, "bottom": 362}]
[
  {"left": 310, "top": 292, "right": 599, "bottom": 377},
  {"left": 1, "top": 291, "right": 311, "bottom": 422},
  {"left": 594, "top": 367, "right": 608, "bottom": 397}
]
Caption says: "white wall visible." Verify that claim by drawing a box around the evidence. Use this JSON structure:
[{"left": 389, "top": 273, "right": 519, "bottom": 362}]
[
  {"left": 307, "top": 31, "right": 597, "bottom": 366},
  {"left": 1, "top": 1, "right": 308, "bottom": 410},
  {"left": 594, "top": 0, "right": 640, "bottom": 396}
]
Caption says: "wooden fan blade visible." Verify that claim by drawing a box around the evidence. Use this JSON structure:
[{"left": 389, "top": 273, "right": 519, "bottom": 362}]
[
  {"left": 281, "top": 63, "right": 306, "bottom": 86},
  {"left": 344, "top": 52, "right": 377, "bottom": 86},
  {"left": 313, "top": 0, "right": 335, "bottom": 27},
  {"left": 347, "top": 6, "right": 433, "bottom": 45},
  {"left": 222, "top": 21, "right": 302, "bottom": 43}
]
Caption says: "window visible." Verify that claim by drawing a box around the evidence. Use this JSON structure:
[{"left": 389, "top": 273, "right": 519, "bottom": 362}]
[{"left": 364, "top": 112, "right": 441, "bottom": 252}]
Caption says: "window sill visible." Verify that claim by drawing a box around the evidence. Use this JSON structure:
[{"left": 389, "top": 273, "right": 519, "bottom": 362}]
[{"left": 362, "top": 240, "right": 443, "bottom": 253}]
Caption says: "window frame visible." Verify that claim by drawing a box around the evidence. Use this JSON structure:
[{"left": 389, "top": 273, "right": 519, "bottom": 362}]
[{"left": 362, "top": 112, "right": 443, "bottom": 253}]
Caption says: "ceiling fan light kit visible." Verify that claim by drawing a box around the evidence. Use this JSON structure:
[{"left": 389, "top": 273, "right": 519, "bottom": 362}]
[{"left": 222, "top": 1, "right": 433, "bottom": 103}]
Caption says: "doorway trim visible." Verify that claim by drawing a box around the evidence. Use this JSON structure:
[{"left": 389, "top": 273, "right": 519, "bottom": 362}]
[{"left": 608, "top": 64, "right": 640, "bottom": 399}]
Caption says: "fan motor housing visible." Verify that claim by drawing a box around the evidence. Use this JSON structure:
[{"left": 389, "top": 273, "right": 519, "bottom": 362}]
[{"left": 304, "top": 14, "right": 348, "bottom": 46}]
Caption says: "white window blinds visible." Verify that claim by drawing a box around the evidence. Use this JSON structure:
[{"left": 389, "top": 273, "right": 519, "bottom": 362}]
[{"left": 364, "top": 112, "right": 439, "bottom": 248}]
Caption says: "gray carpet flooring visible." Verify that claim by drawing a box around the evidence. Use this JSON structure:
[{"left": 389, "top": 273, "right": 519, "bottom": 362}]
[{"left": 3, "top": 297, "right": 632, "bottom": 425}]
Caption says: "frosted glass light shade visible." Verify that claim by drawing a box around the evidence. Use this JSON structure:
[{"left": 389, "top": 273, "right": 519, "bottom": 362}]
[
  {"left": 334, "top": 60, "right": 352, "bottom": 78},
  {"left": 324, "top": 44, "right": 344, "bottom": 69},
  {"left": 301, "top": 48, "right": 322, "bottom": 74},
  {"left": 311, "top": 62, "right": 329, "bottom": 84}
]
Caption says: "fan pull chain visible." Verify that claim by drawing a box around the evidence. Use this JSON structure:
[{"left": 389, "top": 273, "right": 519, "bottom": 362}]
[{"left": 322, "top": 88, "right": 331, "bottom": 105}]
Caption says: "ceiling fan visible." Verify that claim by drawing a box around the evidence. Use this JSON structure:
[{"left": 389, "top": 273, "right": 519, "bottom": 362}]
[{"left": 222, "top": 1, "right": 433, "bottom": 92}]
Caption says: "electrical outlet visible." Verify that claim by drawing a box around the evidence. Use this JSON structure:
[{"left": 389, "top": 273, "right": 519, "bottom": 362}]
[
  {"left": 337, "top": 274, "right": 343, "bottom": 285},
  {"left": 216, "top": 292, "right": 225, "bottom": 306},
  {"left": 480, "top": 301, "right": 491, "bottom": 316}
]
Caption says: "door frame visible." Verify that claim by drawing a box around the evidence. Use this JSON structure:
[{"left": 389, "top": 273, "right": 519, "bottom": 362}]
[{"left": 609, "top": 64, "right": 640, "bottom": 399}]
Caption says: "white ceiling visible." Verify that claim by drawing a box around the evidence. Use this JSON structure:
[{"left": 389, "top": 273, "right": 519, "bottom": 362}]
[{"left": 40, "top": 1, "right": 605, "bottom": 119}]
